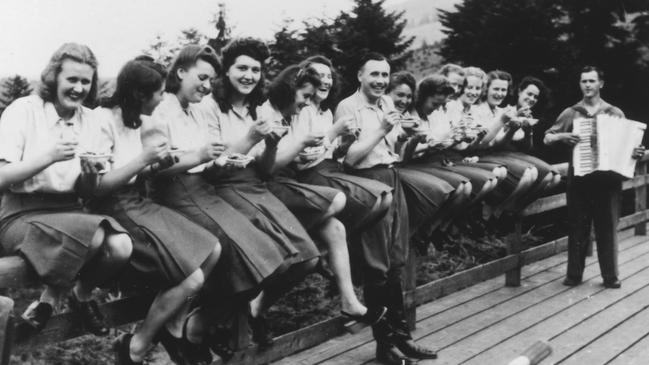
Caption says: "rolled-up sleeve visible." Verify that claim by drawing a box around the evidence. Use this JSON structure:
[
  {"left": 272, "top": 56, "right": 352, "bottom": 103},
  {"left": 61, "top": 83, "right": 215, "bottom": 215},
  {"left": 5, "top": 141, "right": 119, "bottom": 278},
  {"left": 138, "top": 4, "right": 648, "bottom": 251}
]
[{"left": 0, "top": 100, "right": 28, "bottom": 163}]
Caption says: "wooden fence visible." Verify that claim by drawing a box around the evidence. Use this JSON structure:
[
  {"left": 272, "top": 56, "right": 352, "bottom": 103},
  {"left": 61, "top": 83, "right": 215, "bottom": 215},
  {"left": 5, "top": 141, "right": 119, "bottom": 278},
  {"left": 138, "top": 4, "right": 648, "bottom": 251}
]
[{"left": 0, "top": 157, "right": 647, "bottom": 365}]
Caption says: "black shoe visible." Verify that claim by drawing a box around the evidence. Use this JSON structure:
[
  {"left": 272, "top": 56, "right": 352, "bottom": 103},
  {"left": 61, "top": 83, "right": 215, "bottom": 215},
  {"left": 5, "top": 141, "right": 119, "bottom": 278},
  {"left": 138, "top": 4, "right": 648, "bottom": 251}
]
[
  {"left": 562, "top": 277, "right": 582, "bottom": 287},
  {"left": 603, "top": 279, "right": 622, "bottom": 289},
  {"left": 155, "top": 327, "right": 212, "bottom": 365},
  {"left": 342, "top": 305, "right": 388, "bottom": 333},
  {"left": 393, "top": 337, "right": 438, "bottom": 359},
  {"left": 250, "top": 314, "right": 274, "bottom": 348},
  {"left": 21, "top": 301, "right": 53, "bottom": 332},
  {"left": 68, "top": 295, "right": 109, "bottom": 336},
  {"left": 113, "top": 333, "right": 143, "bottom": 365},
  {"left": 208, "top": 326, "right": 235, "bottom": 362},
  {"left": 376, "top": 341, "right": 417, "bottom": 365}
]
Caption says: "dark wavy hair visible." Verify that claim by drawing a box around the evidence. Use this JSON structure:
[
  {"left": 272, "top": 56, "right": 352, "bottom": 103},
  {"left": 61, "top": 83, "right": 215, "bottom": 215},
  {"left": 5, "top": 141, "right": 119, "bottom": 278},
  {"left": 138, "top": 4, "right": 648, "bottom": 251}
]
[
  {"left": 387, "top": 71, "right": 416, "bottom": 95},
  {"left": 438, "top": 63, "right": 465, "bottom": 78},
  {"left": 298, "top": 55, "right": 338, "bottom": 112},
  {"left": 166, "top": 45, "right": 221, "bottom": 94},
  {"left": 414, "top": 75, "right": 454, "bottom": 118},
  {"left": 99, "top": 56, "right": 167, "bottom": 129},
  {"left": 482, "top": 70, "right": 513, "bottom": 104},
  {"left": 212, "top": 37, "right": 270, "bottom": 120},
  {"left": 39, "top": 43, "right": 99, "bottom": 107},
  {"left": 267, "top": 65, "right": 321, "bottom": 114},
  {"left": 580, "top": 65, "right": 604, "bottom": 81},
  {"left": 517, "top": 76, "right": 547, "bottom": 112}
]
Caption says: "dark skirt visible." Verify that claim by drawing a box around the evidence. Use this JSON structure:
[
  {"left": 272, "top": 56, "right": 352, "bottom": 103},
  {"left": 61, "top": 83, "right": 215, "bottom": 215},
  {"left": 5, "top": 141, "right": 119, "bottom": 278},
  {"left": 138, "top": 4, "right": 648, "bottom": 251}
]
[
  {"left": 0, "top": 192, "right": 127, "bottom": 287},
  {"left": 149, "top": 174, "right": 290, "bottom": 297},
  {"left": 296, "top": 159, "right": 392, "bottom": 233},
  {"left": 344, "top": 165, "right": 409, "bottom": 285},
  {"left": 473, "top": 151, "right": 534, "bottom": 202},
  {"left": 89, "top": 186, "right": 218, "bottom": 289},
  {"left": 397, "top": 167, "right": 454, "bottom": 233},
  {"left": 205, "top": 167, "right": 320, "bottom": 267},
  {"left": 267, "top": 168, "right": 341, "bottom": 231}
]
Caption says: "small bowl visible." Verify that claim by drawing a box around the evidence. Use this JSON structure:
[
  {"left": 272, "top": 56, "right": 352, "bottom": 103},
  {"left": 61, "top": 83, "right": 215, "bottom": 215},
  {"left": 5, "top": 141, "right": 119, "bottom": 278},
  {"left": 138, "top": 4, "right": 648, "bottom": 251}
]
[
  {"left": 272, "top": 125, "right": 290, "bottom": 136},
  {"left": 78, "top": 153, "right": 112, "bottom": 174},
  {"left": 299, "top": 146, "right": 326, "bottom": 159},
  {"left": 225, "top": 153, "right": 254, "bottom": 168},
  {"left": 400, "top": 119, "right": 419, "bottom": 129},
  {"left": 169, "top": 148, "right": 187, "bottom": 158}
]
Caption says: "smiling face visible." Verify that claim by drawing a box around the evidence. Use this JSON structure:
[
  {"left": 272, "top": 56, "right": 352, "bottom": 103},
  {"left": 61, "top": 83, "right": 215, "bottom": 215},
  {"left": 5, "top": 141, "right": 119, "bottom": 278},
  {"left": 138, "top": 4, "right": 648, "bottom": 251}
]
[
  {"left": 177, "top": 59, "right": 216, "bottom": 104},
  {"left": 54, "top": 59, "right": 94, "bottom": 114},
  {"left": 310, "top": 62, "right": 333, "bottom": 102},
  {"left": 518, "top": 84, "right": 540, "bottom": 109},
  {"left": 422, "top": 93, "right": 449, "bottom": 114},
  {"left": 486, "top": 79, "right": 509, "bottom": 107},
  {"left": 141, "top": 82, "right": 165, "bottom": 116},
  {"left": 286, "top": 82, "right": 316, "bottom": 116},
  {"left": 579, "top": 70, "right": 603, "bottom": 99},
  {"left": 388, "top": 83, "right": 414, "bottom": 113},
  {"left": 461, "top": 75, "right": 483, "bottom": 105},
  {"left": 358, "top": 59, "right": 390, "bottom": 102},
  {"left": 227, "top": 55, "right": 262, "bottom": 96}
]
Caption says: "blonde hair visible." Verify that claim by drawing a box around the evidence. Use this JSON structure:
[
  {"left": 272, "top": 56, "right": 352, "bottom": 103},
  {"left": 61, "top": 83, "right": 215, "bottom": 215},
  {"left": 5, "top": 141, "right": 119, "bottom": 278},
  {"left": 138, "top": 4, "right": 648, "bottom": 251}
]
[{"left": 39, "top": 43, "right": 99, "bottom": 106}]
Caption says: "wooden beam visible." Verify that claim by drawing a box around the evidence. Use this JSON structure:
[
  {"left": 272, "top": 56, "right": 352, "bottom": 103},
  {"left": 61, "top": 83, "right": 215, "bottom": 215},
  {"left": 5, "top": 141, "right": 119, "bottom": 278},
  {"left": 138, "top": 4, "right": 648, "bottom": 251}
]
[{"left": 0, "top": 297, "right": 14, "bottom": 365}]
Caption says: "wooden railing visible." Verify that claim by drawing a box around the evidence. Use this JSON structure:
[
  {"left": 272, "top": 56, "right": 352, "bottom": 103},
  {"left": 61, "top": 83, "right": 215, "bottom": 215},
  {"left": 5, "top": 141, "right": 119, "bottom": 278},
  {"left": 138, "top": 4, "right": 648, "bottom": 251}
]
[{"left": 0, "top": 156, "right": 647, "bottom": 365}]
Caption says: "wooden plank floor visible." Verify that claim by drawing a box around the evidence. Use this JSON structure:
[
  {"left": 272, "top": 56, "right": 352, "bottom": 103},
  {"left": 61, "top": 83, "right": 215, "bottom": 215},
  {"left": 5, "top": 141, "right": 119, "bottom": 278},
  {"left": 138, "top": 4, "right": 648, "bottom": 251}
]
[{"left": 276, "top": 230, "right": 649, "bottom": 365}]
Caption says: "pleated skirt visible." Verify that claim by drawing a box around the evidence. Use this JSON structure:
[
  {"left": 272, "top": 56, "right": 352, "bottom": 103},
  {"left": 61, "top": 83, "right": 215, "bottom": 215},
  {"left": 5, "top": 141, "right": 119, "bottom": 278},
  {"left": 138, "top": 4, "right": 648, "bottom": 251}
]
[
  {"left": 89, "top": 186, "right": 218, "bottom": 289},
  {"left": 0, "top": 192, "right": 127, "bottom": 288},
  {"left": 149, "top": 174, "right": 290, "bottom": 297}
]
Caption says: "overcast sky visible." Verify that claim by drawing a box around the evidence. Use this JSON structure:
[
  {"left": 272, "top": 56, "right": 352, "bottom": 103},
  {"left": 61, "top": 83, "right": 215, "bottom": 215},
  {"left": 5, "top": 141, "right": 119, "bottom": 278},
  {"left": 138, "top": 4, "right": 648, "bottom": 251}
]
[{"left": 0, "top": 0, "right": 405, "bottom": 79}]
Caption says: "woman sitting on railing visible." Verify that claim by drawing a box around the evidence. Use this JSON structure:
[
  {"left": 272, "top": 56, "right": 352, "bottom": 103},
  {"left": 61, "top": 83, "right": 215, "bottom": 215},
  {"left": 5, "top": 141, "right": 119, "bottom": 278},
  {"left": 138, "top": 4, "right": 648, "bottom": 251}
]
[
  {"left": 198, "top": 37, "right": 322, "bottom": 349},
  {"left": 0, "top": 43, "right": 133, "bottom": 337},
  {"left": 82, "top": 55, "right": 222, "bottom": 365},
  {"left": 263, "top": 63, "right": 390, "bottom": 332},
  {"left": 467, "top": 70, "right": 538, "bottom": 220}
]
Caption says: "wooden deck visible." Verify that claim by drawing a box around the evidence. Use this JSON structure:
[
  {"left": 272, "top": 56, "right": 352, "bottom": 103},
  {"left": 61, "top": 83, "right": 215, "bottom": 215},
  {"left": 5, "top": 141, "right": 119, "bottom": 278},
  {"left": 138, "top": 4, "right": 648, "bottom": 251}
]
[{"left": 276, "top": 229, "right": 649, "bottom": 365}]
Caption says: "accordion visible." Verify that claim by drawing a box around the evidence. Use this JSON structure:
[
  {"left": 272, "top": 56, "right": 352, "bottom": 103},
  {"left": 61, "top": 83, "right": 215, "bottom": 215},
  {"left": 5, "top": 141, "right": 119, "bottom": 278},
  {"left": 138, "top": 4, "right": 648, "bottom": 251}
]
[{"left": 572, "top": 115, "right": 646, "bottom": 178}]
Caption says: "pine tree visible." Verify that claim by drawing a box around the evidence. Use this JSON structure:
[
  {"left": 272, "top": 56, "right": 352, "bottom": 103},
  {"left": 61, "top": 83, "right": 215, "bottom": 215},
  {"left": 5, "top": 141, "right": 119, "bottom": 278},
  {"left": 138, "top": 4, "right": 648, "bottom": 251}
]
[
  {"left": 267, "top": 19, "right": 306, "bottom": 79},
  {"left": 0, "top": 75, "right": 33, "bottom": 116}
]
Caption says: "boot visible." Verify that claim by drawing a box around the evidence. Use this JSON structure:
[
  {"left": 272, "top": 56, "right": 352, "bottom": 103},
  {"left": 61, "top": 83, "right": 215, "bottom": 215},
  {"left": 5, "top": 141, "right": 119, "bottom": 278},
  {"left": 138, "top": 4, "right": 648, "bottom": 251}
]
[
  {"left": 386, "top": 279, "right": 438, "bottom": 360},
  {"left": 364, "top": 284, "right": 415, "bottom": 365}
]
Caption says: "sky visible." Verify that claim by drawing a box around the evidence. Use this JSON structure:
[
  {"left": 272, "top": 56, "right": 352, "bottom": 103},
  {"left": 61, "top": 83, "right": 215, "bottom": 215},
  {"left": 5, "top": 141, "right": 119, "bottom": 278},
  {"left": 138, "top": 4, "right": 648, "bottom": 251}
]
[{"left": 0, "top": 0, "right": 405, "bottom": 79}]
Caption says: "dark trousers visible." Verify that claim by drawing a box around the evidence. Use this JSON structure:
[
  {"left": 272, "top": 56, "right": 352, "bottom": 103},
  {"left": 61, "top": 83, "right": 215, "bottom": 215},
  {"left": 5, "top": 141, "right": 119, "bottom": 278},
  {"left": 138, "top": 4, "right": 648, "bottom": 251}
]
[{"left": 566, "top": 171, "right": 621, "bottom": 281}]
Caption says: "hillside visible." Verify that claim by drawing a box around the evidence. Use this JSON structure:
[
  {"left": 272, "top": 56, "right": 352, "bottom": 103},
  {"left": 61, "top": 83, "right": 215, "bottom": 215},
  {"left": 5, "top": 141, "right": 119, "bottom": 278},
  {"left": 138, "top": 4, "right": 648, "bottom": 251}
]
[{"left": 388, "top": 0, "right": 461, "bottom": 47}]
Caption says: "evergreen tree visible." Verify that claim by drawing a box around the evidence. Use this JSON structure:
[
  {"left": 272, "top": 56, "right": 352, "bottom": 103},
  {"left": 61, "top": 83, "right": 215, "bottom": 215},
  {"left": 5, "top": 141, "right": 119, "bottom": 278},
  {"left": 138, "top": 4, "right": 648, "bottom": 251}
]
[
  {"left": 267, "top": 19, "right": 306, "bottom": 79},
  {"left": 0, "top": 75, "right": 33, "bottom": 116}
]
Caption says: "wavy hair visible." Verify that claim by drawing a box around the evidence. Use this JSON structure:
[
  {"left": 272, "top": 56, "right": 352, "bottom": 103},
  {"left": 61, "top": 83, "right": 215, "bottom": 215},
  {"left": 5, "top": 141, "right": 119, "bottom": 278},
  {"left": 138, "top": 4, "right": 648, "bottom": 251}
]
[
  {"left": 99, "top": 56, "right": 167, "bottom": 129},
  {"left": 267, "top": 65, "right": 321, "bottom": 113},
  {"left": 166, "top": 45, "right": 221, "bottom": 94},
  {"left": 298, "top": 55, "right": 338, "bottom": 112},
  {"left": 414, "top": 75, "right": 454, "bottom": 118},
  {"left": 482, "top": 70, "right": 513, "bottom": 104},
  {"left": 212, "top": 37, "right": 269, "bottom": 120},
  {"left": 39, "top": 43, "right": 99, "bottom": 107}
]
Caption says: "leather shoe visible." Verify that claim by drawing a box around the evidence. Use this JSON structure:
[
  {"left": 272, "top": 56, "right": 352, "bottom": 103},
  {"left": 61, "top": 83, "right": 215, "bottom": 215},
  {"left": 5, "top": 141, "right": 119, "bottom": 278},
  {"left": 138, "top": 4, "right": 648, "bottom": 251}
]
[
  {"left": 393, "top": 337, "right": 438, "bottom": 359},
  {"left": 113, "top": 333, "right": 143, "bottom": 365},
  {"left": 603, "top": 279, "right": 621, "bottom": 289},
  {"left": 376, "top": 341, "right": 417, "bottom": 365},
  {"left": 342, "top": 305, "right": 388, "bottom": 333},
  {"left": 21, "top": 301, "right": 53, "bottom": 332},
  {"left": 562, "top": 277, "right": 582, "bottom": 287},
  {"left": 68, "top": 295, "right": 109, "bottom": 336},
  {"left": 250, "top": 314, "right": 274, "bottom": 348}
]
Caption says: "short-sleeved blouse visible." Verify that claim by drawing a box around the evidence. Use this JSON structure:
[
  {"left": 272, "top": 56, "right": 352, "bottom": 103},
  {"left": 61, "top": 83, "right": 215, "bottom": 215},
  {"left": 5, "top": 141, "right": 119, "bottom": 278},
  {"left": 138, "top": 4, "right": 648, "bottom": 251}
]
[
  {"left": 0, "top": 95, "right": 98, "bottom": 193},
  {"left": 92, "top": 107, "right": 142, "bottom": 184}
]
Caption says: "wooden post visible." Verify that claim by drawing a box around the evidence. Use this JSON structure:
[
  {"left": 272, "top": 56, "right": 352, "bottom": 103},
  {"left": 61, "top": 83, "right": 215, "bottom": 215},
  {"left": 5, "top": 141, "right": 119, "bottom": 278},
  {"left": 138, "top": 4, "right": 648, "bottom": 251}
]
[
  {"left": 635, "top": 162, "right": 647, "bottom": 236},
  {"left": 505, "top": 217, "right": 523, "bottom": 287},
  {"left": 404, "top": 242, "right": 417, "bottom": 331},
  {"left": 0, "top": 296, "right": 14, "bottom": 365},
  {"left": 507, "top": 340, "right": 552, "bottom": 365}
]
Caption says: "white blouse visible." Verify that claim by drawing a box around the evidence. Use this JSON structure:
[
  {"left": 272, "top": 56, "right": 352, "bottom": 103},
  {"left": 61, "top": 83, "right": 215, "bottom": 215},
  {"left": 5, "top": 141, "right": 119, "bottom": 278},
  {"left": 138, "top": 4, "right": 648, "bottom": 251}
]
[
  {"left": 293, "top": 105, "right": 336, "bottom": 170},
  {"left": 146, "top": 93, "right": 212, "bottom": 173},
  {"left": 199, "top": 96, "right": 266, "bottom": 159},
  {"left": 93, "top": 107, "right": 142, "bottom": 185},
  {"left": 0, "top": 95, "right": 97, "bottom": 193}
]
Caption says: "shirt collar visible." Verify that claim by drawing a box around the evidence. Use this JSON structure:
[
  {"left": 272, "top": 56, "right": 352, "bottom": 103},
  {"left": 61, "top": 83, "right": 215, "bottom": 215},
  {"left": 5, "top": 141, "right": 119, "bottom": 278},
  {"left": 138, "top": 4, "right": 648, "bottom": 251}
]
[
  {"left": 43, "top": 100, "right": 83, "bottom": 126},
  {"left": 354, "top": 90, "right": 391, "bottom": 112},
  {"left": 572, "top": 99, "right": 613, "bottom": 117}
]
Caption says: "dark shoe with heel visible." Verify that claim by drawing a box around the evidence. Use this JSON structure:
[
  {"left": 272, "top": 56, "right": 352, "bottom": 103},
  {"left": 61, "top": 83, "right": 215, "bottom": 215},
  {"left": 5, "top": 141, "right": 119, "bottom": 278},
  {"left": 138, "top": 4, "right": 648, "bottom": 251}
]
[
  {"left": 68, "top": 295, "right": 109, "bottom": 336},
  {"left": 393, "top": 337, "right": 438, "bottom": 359},
  {"left": 21, "top": 301, "right": 53, "bottom": 332},
  {"left": 208, "top": 326, "right": 235, "bottom": 362},
  {"left": 376, "top": 341, "right": 417, "bottom": 365},
  {"left": 342, "top": 305, "right": 388, "bottom": 334},
  {"left": 604, "top": 278, "right": 621, "bottom": 289},
  {"left": 113, "top": 333, "right": 143, "bottom": 365},
  {"left": 562, "top": 277, "right": 582, "bottom": 287},
  {"left": 250, "top": 314, "right": 274, "bottom": 348}
]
